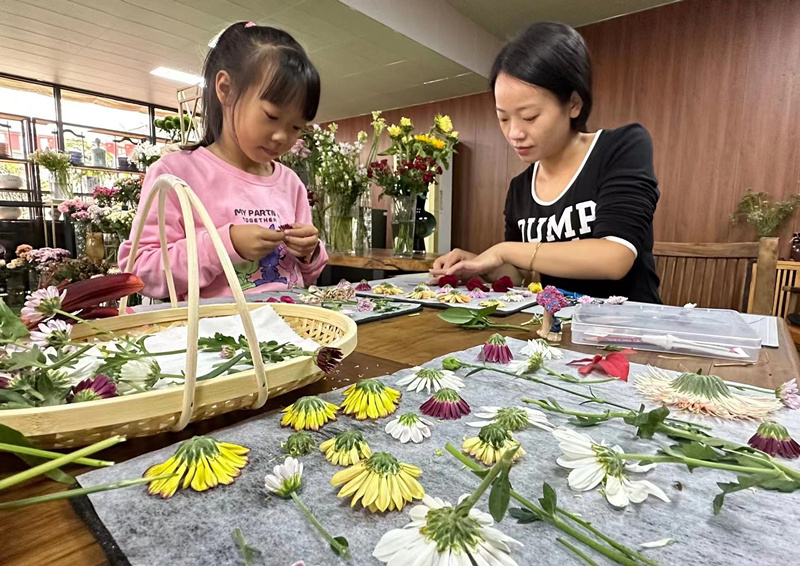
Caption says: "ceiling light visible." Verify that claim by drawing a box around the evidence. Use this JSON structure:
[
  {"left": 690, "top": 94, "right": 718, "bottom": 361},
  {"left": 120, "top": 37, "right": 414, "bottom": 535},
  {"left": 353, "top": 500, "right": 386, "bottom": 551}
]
[{"left": 150, "top": 67, "right": 204, "bottom": 85}]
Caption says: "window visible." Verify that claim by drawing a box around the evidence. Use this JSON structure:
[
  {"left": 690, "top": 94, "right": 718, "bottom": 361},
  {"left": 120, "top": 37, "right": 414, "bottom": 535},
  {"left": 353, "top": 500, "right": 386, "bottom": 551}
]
[
  {"left": 60, "top": 90, "right": 149, "bottom": 135},
  {"left": 0, "top": 77, "right": 55, "bottom": 120}
]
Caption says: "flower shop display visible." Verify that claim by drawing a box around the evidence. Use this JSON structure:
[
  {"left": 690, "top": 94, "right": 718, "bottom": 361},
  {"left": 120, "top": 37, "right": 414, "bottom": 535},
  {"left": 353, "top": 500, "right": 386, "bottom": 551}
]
[
  {"left": 396, "top": 366, "right": 464, "bottom": 393},
  {"left": 747, "top": 421, "right": 800, "bottom": 458},
  {"left": 128, "top": 141, "right": 162, "bottom": 170},
  {"left": 154, "top": 114, "right": 193, "bottom": 143},
  {"left": 420, "top": 388, "right": 470, "bottom": 419},
  {"left": 32, "top": 148, "right": 72, "bottom": 199},
  {"left": 462, "top": 423, "right": 526, "bottom": 466},
  {"left": 329, "top": 451, "right": 425, "bottom": 512},
  {"left": 143, "top": 436, "right": 249, "bottom": 498},
  {"left": 319, "top": 429, "right": 371, "bottom": 466},
  {"left": 282, "top": 431, "right": 316, "bottom": 457},
  {"left": 367, "top": 112, "right": 458, "bottom": 256},
  {"left": 280, "top": 396, "right": 338, "bottom": 431},
  {"left": 340, "top": 378, "right": 401, "bottom": 420},
  {"left": 384, "top": 413, "right": 433, "bottom": 444}
]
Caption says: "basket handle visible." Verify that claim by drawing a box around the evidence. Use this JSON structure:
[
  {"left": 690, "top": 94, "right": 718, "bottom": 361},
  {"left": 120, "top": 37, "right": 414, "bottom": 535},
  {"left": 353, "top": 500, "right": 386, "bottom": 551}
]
[{"left": 119, "top": 174, "right": 270, "bottom": 431}]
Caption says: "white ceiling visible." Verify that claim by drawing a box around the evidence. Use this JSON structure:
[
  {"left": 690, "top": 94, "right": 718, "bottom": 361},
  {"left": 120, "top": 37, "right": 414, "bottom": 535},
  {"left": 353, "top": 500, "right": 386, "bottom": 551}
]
[{"left": 0, "top": 0, "right": 679, "bottom": 121}]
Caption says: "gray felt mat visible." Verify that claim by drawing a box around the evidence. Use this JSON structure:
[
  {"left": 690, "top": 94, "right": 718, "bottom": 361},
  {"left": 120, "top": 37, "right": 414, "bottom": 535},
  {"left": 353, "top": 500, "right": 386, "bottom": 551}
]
[{"left": 78, "top": 341, "right": 800, "bottom": 566}]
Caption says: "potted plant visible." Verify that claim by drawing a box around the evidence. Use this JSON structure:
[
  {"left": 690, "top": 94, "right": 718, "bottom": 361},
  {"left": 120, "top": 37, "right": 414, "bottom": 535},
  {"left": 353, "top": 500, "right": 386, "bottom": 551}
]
[{"left": 31, "top": 148, "right": 72, "bottom": 200}]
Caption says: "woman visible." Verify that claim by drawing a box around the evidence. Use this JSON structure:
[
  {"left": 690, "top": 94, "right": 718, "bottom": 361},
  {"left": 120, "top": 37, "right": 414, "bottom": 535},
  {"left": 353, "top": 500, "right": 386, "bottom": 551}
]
[{"left": 431, "top": 22, "right": 661, "bottom": 303}]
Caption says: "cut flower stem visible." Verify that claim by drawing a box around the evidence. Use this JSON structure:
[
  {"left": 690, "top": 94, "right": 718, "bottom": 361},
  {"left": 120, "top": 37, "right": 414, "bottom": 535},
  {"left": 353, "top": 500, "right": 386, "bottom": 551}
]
[
  {"left": 0, "top": 442, "right": 113, "bottom": 468},
  {"left": 289, "top": 491, "right": 350, "bottom": 560}
]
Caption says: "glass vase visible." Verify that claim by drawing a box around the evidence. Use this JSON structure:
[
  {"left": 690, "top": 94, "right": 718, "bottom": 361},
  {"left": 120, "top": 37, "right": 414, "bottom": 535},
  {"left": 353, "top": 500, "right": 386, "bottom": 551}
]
[
  {"left": 354, "top": 192, "right": 372, "bottom": 255},
  {"left": 103, "top": 232, "right": 121, "bottom": 265},
  {"left": 5, "top": 271, "right": 25, "bottom": 307},
  {"left": 329, "top": 197, "right": 355, "bottom": 255},
  {"left": 86, "top": 232, "right": 105, "bottom": 261},
  {"left": 49, "top": 172, "right": 71, "bottom": 200},
  {"left": 390, "top": 194, "right": 417, "bottom": 257}
]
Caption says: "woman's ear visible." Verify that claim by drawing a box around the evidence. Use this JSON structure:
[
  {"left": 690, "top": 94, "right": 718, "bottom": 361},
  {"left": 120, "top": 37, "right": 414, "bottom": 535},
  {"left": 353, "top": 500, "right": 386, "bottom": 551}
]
[
  {"left": 215, "top": 70, "right": 233, "bottom": 106},
  {"left": 569, "top": 91, "right": 583, "bottom": 120}
]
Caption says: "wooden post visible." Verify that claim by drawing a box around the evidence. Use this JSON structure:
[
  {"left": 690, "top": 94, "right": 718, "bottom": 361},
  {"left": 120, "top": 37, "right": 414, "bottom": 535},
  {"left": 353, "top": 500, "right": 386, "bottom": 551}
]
[{"left": 752, "top": 237, "right": 779, "bottom": 315}]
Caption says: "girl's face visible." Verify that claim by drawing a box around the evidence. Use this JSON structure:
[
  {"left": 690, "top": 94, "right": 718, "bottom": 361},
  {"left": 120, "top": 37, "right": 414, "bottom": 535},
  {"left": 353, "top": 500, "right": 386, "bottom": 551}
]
[
  {"left": 494, "top": 72, "right": 582, "bottom": 164},
  {"left": 220, "top": 75, "right": 306, "bottom": 163}
]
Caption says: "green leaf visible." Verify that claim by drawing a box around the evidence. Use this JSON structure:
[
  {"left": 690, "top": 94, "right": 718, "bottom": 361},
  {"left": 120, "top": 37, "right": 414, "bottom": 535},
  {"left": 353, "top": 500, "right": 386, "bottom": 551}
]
[
  {"left": 624, "top": 405, "right": 670, "bottom": 439},
  {"left": 465, "top": 367, "right": 484, "bottom": 378},
  {"left": 508, "top": 507, "right": 541, "bottom": 524},
  {"left": 0, "top": 389, "right": 31, "bottom": 406},
  {"left": 488, "top": 468, "right": 511, "bottom": 522},
  {"left": 438, "top": 308, "right": 478, "bottom": 325},
  {"left": 331, "top": 536, "right": 350, "bottom": 556},
  {"left": 3, "top": 347, "right": 47, "bottom": 371},
  {"left": 539, "top": 482, "right": 557, "bottom": 517},
  {"left": 0, "top": 299, "right": 29, "bottom": 341},
  {"left": 476, "top": 304, "right": 499, "bottom": 317},
  {"left": 0, "top": 424, "right": 75, "bottom": 485},
  {"left": 568, "top": 415, "right": 608, "bottom": 427}
]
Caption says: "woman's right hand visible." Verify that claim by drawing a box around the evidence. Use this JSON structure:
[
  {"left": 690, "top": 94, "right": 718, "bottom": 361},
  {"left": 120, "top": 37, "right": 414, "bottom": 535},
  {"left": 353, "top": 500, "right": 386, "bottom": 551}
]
[
  {"left": 230, "top": 224, "right": 285, "bottom": 261},
  {"left": 428, "top": 248, "right": 477, "bottom": 283}
]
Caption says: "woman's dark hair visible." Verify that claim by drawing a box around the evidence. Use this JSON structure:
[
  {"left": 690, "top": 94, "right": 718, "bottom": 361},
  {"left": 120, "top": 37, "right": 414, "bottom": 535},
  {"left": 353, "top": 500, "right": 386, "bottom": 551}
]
[
  {"left": 490, "top": 22, "right": 592, "bottom": 132},
  {"left": 192, "top": 22, "right": 321, "bottom": 148}
]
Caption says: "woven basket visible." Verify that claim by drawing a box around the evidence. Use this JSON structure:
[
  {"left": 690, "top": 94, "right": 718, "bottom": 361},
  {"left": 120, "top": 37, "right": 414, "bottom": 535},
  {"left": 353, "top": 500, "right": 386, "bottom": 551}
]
[{"left": 0, "top": 175, "right": 357, "bottom": 448}]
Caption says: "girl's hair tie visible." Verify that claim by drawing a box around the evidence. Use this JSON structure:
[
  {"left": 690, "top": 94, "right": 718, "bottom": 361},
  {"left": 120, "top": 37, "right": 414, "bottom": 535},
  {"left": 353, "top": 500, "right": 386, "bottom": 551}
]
[{"left": 244, "top": 21, "right": 256, "bottom": 28}]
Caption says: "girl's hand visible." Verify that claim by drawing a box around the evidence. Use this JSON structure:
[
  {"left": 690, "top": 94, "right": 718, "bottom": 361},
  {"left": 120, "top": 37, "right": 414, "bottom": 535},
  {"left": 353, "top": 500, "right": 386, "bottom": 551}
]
[
  {"left": 283, "top": 223, "right": 320, "bottom": 260},
  {"left": 428, "top": 248, "right": 477, "bottom": 283},
  {"left": 441, "top": 244, "right": 506, "bottom": 280},
  {"left": 230, "top": 225, "right": 285, "bottom": 261}
]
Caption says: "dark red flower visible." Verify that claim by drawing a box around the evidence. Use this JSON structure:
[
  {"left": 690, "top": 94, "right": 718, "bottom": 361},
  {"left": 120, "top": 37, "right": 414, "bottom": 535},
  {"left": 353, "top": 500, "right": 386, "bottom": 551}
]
[
  {"left": 69, "top": 375, "right": 117, "bottom": 402},
  {"left": 748, "top": 422, "right": 800, "bottom": 458},
  {"left": 316, "top": 347, "right": 343, "bottom": 373},
  {"left": 465, "top": 277, "right": 488, "bottom": 292},
  {"left": 492, "top": 276, "right": 514, "bottom": 293},
  {"left": 567, "top": 349, "right": 635, "bottom": 382},
  {"left": 266, "top": 296, "right": 296, "bottom": 304},
  {"left": 437, "top": 275, "right": 459, "bottom": 288}
]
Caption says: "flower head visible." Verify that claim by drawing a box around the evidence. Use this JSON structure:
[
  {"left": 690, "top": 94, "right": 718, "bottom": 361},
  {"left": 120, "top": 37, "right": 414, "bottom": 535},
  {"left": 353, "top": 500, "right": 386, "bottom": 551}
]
[
  {"left": 553, "top": 427, "right": 669, "bottom": 508},
  {"left": 282, "top": 431, "right": 316, "bottom": 457},
  {"left": 15, "top": 244, "right": 32, "bottom": 259},
  {"left": 468, "top": 289, "right": 488, "bottom": 299},
  {"left": 434, "top": 114, "right": 453, "bottom": 133},
  {"left": 420, "top": 388, "right": 470, "bottom": 420},
  {"left": 507, "top": 352, "right": 544, "bottom": 375},
  {"left": 748, "top": 421, "right": 800, "bottom": 458},
  {"left": 462, "top": 423, "right": 525, "bottom": 465},
  {"left": 21, "top": 286, "right": 66, "bottom": 324},
  {"left": 442, "top": 357, "right": 464, "bottom": 371},
  {"left": 491, "top": 276, "right": 514, "bottom": 293},
  {"left": 537, "top": 285, "right": 568, "bottom": 314},
  {"left": 340, "top": 378, "right": 401, "bottom": 420},
  {"left": 479, "top": 299, "right": 505, "bottom": 309},
  {"left": 315, "top": 347, "right": 343, "bottom": 373},
  {"left": 397, "top": 367, "right": 464, "bottom": 393},
  {"left": 387, "top": 124, "right": 402, "bottom": 138},
  {"left": 578, "top": 295, "right": 594, "bottom": 305},
  {"left": 374, "top": 283, "right": 404, "bottom": 296},
  {"left": 436, "top": 275, "right": 459, "bottom": 288},
  {"left": 501, "top": 291, "right": 525, "bottom": 303},
  {"left": 385, "top": 413, "right": 432, "bottom": 444},
  {"left": 357, "top": 298, "right": 376, "bottom": 312},
  {"left": 265, "top": 295, "right": 296, "bottom": 304},
  {"left": 330, "top": 452, "right": 424, "bottom": 512},
  {"left": 219, "top": 344, "right": 237, "bottom": 359},
  {"left": 635, "top": 367, "right": 782, "bottom": 419},
  {"left": 319, "top": 429, "right": 372, "bottom": 466},
  {"left": 528, "top": 282, "right": 543, "bottom": 294},
  {"left": 438, "top": 290, "right": 471, "bottom": 304},
  {"left": 143, "top": 436, "right": 249, "bottom": 498},
  {"left": 373, "top": 494, "right": 522, "bottom": 565},
  {"left": 355, "top": 279, "right": 373, "bottom": 292},
  {"left": 448, "top": 130, "right": 459, "bottom": 140},
  {"left": 69, "top": 375, "right": 117, "bottom": 402},
  {"left": 264, "top": 456, "right": 304, "bottom": 498},
  {"left": 467, "top": 406, "right": 553, "bottom": 432},
  {"left": 28, "top": 319, "right": 72, "bottom": 349},
  {"left": 568, "top": 350, "right": 634, "bottom": 381},
  {"left": 466, "top": 277, "right": 488, "bottom": 292},
  {"left": 324, "top": 281, "right": 355, "bottom": 301},
  {"left": 479, "top": 333, "right": 513, "bottom": 364},
  {"left": 776, "top": 379, "right": 800, "bottom": 409},
  {"left": 407, "top": 284, "right": 437, "bottom": 300},
  {"left": 415, "top": 134, "right": 446, "bottom": 150},
  {"left": 520, "top": 338, "right": 563, "bottom": 361},
  {"left": 400, "top": 117, "right": 413, "bottom": 129},
  {"left": 119, "top": 357, "right": 161, "bottom": 391},
  {"left": 604, "top": 296, "right": 628, "bottom": 305},
  {"left": 281, "top": 396, "right": 338, "bottom": 430}
]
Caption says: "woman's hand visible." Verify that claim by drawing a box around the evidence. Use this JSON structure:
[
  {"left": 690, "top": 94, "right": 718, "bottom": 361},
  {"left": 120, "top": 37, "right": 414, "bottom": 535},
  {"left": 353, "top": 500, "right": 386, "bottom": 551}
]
[
  {"left": 441, "top": 244, "right": 507, "bottom": 280},
  {"left": 283, "top": 223, "right": 320, "bottom": 260},
  {"left": 230, "top": 225, "right": 284, "bottom": 261},
  {"left": 428, "top": 248, "right": 477, "bottom": 283}
]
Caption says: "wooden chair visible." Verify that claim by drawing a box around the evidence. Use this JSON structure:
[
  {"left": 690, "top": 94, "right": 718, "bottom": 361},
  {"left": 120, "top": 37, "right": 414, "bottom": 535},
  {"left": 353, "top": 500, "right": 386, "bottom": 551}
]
[{"left": 653, "top": 238, "right": 778, "bottom": 314}]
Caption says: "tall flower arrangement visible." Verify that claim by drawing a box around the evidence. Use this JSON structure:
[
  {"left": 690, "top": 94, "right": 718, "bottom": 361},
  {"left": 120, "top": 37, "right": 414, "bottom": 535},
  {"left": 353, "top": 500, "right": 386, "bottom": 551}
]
[{"left": 31, "top": 149, "right": 72, "bottom": 199}]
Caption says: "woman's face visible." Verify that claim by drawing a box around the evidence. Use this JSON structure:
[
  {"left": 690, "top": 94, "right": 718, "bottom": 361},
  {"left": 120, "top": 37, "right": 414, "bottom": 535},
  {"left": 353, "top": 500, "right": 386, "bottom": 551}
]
[{"left": 494, "top": 72, "right": 581, "bottom": 164}]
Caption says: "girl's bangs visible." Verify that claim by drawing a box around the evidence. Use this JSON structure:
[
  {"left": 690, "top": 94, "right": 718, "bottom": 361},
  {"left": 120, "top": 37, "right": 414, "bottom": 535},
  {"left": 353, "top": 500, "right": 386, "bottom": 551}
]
[{"left": 256, "top": 48, "right": 320, "bottom": 121}]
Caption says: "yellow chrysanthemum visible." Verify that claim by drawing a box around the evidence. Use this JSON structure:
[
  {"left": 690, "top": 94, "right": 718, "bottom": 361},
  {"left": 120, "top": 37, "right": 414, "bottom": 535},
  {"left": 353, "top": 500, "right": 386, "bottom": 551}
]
[
  {"left": 407, "top": 284, "right": 437, "bottom": 300},
  {"left": 281, "top": 396, "right": 338, "bottom": 431},
  {"left": 330, "top": 452, "right": 424, "bottom": 513},
  {"left": 400, "top": 117, "right": 413, "bottom": 129},
  {"left": 319, "top": 429, "right": 372, "bottom": 466},
  {"left": 434, "top": 114, "right": 453, "bottom": 133},
  {"left": 415, "top": 134, "right": 447, "bottom": 150},
  {"left": 387, "top": 124, "right": 402, "bottom": 138},
  {"left": 528, "top": 282, "right": 543, "bottom": 294},
  {"left": 462, "top": 424, "right": 525, "bottom": 466},
  {"left": 438, "top": 290, "right": 471, "bottom": 304},
  {"left": 340, "top": 378, "right": 401, "bottom": 420},
  {"left": 479, "top": 300, "right": 506, "bottom": 308},
  {"left": 144, "top": 436, "right": 249, "bottom": 498},
  {"left": 447, "top": 130, "right": 459, "bottom": 140},
  {"left": 373, "top": 283, "right": 404, "bottom": 296}
]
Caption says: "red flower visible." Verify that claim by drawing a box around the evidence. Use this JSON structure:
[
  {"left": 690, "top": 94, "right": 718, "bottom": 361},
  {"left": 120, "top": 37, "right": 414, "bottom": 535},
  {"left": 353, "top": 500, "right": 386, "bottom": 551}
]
[
  {"left": 437, "top": 275, "right": 459, "bottom": 288},
  {"left": 567, "top": 350, "right": 635, "bottom": 381},
  {"left": 491, "top": 276, "right": 514, "bottom": 293},
  {"left": 466, "top": 277, "right": 488, "bottom": 292},
  {"left": 266, "top": 296, "right": 296, "bottom": 304}
]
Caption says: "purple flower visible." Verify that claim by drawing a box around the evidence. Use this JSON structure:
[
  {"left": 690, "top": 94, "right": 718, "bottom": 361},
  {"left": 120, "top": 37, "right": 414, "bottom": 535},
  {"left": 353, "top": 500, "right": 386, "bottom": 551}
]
[
  {"left": 468, "top": 289, "right": 488, "bottom": 299},
  {"left": 776, "top": 379, "right": 800, "bottom": 409},
  {"left": 0, "top": 373, "right": 9, "bottom": 388},
  {"left": 355, "top": 280, "right": 372, "bottom": 292},
  {"left": 577, "top": 295, "right": 594, "bottom": 305},
  {"left": 69, "top": 375, "right": 117, "bottom": 402},
  {"left": 316, "top": 347, "right": 343, "bottom": 373},
  {"left": 29, "top": 319, "right": 73, "bottom": 348},
  {"left": 220, "top": 345, "right": 237, "bottom": 359},
  {"left": 436, "top": 284, "right": 453, "bottom": 295},
  {"left": 357, "top": 299, "right": 375, "bottom": 312},
  {"left": 26, "top": 247, "right": 71, "bottom": 267},
  {"left": 537, "top": 286, "right": 568, "bottom": 314},
  {"left": 21, "top": 286, "right": 66, "bottom": 324},
  {"left": 748, "top": 421, "right": 800, "bottom": 458},
  {"left": 478, "top": 333, "right": 513, "bottom": 364},
  {"left": 420, "top": 388, "right": 470, "bottom": 420}
]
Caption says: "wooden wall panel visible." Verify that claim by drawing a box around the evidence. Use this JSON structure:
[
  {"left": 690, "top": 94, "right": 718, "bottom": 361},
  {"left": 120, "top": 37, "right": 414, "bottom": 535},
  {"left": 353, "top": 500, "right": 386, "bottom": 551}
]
[{"left": 327, "top": 0, "right": 800, "bottom": 256}]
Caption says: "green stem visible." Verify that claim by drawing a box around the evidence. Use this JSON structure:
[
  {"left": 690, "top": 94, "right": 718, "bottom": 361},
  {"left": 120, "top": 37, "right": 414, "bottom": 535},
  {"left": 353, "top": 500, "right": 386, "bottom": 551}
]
[
  {"left": 54, "top": 309, "right": 139, "bottom": 349},
  {"left": 542, "top": 366, "right": 617, "bottom": 385},
  {"left": 290, "top": 491, "right": 350, "bottom": 559},
  {"left": 0, "top": 473, "right": 175, "bottom": 510},
  {"left": 558, "top": 538, "right": 601, "bottom": 566},
  {"left": 724, "top": 381, "right": 774, "bottom": 394},
  {"left": 0, "top": 442, "right": 113, "bottom": 468},
  {"left": 0, "top": 435, "right": 124, "bottom": 491},
  {"left": 46, "top": 344, "right": 95, "bottom": 372},
  {"left": 456, "top": 442, "right": 518, "bottom": 514},
  {"left": 233, "top": 527, "right": 261, "bottom": 566},
  {"left": 486, "top": 323, "right": 532, "bottom": 332},
  {"left": 197, "top": 352, "right": 247, "bottom": 381},
  {"left": 617, "top": 453, "right": 781, "bottom": 476}
]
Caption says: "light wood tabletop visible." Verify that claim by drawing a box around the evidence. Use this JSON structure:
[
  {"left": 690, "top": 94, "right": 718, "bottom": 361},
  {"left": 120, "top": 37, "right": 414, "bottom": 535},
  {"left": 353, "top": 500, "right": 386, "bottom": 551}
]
[
  {"left": 327, "top": 248, "right": 440, "bottom": 272},
  {"left": 1, "top": 308, "right": 797, "bottom": 565}
]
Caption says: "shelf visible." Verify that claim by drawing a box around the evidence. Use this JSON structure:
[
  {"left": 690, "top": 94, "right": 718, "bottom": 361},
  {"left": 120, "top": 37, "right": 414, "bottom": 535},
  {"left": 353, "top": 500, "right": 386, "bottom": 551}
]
[
  {"left": 62, "top": 122, "right": 150, "bottom": 141},
  {"left": 0, "top": 156, "right": 30, "bottom": 165},
  {"left": 69, "top": 164, "right": 144, "bottom": 176}
]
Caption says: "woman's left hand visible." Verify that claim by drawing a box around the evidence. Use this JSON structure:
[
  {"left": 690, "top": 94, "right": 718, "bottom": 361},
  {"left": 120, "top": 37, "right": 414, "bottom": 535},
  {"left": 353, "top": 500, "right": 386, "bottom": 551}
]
[
  {"left": 283, "top": 223, "right": 319, "bottom": 260},
  {"left": 443, "top": 244, "right": 506, "bottom": 279}
]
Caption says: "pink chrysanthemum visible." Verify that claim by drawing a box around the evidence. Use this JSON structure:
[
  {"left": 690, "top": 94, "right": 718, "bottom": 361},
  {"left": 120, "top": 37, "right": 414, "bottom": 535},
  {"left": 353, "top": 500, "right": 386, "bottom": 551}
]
[
  {"left": 776, "top": 379, "right": 800, "bottom": 409},
  {"left": 420, "top": 388, "right": 470, "bottom": 420},
  {"left": 478, "top": 333, "right": 513, "bottom": 364},
  {"left": 748, "top": 421, "right": 800, "bottom": 459},
  {"left": 69, "top": 375, "right": 117, "bottom": 402},
  {"left": 21, "top": 286, "right": 66, "bottom": 324}
]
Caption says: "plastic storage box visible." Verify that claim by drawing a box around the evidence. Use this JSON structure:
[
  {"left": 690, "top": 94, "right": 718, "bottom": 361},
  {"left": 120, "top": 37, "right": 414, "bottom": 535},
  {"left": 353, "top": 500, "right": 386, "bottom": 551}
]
[{"left": 571, "top": 303, "right": 761, "bottom": 362}]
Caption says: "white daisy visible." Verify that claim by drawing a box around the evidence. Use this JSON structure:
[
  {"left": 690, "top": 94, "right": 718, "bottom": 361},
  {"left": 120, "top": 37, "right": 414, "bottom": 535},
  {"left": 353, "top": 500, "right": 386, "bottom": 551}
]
[
  {"left": 385, "top": 413, "right": 433, "bottom": 444},
  {"left": 373, "top": 494, "right": 523, "bottom": 566},
  {"left": 396, "top": 367, "right": 464, "bottom": 393},
  {"left": 520, "top": 338, "right": 563, "bottom": 361},
  {"left": 29, "top": 319, "right": 73, "bottom": 349},
  {"left": 501, "top": 291, "right": 525, "bottom": 302},
  {"left": 118, "top": 357, "right": 161, "bottom": 392},
  {"left": 553, "top": 427, "right": 670, "bottom": 508},
  {"left": 506, "top": 353, "right": 544, "bottom": 375},
  {"left": 264, "top": 456, "right": 303, "bottom": 498},
  {"left": 466, "top": 406, "right": 553, "bottom": 432}
]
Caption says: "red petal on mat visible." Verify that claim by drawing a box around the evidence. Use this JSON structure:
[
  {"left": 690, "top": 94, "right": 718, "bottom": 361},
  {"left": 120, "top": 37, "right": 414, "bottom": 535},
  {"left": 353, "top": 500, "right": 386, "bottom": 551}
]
[{"left": 598, "top": 352, "right": 631, "bottom": 381}]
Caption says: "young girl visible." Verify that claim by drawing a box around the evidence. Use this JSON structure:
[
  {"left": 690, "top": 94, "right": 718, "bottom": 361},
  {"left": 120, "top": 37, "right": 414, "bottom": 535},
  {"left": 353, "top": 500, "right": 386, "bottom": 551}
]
[
  {"left": 119, "top": 22, "right": 326, "bottom": 299},
  {"left": 432, "top": 22, "right": 661, "bottom": 303}
]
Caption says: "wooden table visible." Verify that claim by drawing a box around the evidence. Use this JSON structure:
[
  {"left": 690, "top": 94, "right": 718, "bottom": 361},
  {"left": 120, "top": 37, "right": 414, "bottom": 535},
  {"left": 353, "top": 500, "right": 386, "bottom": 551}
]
[
  {"left": 327, "top": 248, "right": 440, "bottom": 272},
  {"left": 2, "top": 309, "right": 798, "bottom": 565}
]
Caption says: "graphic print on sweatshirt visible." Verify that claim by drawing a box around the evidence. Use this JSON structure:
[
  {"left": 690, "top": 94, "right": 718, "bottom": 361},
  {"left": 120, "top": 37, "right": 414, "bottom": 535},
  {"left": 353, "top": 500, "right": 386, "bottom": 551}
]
[
  {"left": 230, "top": 208, "right": 299, "bottom": 289},
  {"left": 515, "top": 200, "right": 596, "bottom": 243}
]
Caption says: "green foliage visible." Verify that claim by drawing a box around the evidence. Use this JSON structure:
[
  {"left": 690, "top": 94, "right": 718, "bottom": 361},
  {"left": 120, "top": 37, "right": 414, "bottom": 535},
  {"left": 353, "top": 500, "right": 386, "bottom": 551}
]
[
  {"left": 508, "top": 507, "right": 541, "bottom": 524},
  {"left": 622, "top": 405, "right": 671, "bottom": 439},
  {"left": 0, "top": 423, "right": 75, "bottom": 484},
  {"left": 488, "top": 465, "right": 512, "bottom": 522},
  {"left": 437, "top": 305, "right": 499, "bottom": 328},
  {"left": 0, "top": 298, "right": 29, "bottom": 341},
  {"left": 730, "top": 189, "right": 800, "bottom": 238}
]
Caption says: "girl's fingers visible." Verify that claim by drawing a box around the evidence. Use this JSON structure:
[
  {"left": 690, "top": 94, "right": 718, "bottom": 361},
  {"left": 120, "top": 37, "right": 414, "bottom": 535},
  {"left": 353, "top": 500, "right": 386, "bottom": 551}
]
[
  {"left": 284, "top": 225, "right": 317, "bottom": 238},
  {"left": 284, "top": 235, "right": 317, "bottom": 246}
]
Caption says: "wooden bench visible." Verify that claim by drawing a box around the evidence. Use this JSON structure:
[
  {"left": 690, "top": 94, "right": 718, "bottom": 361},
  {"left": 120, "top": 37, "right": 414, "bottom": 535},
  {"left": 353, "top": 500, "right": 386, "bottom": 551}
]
[{"left": 654, "top": 238, "right": 778, "bottom": 314}]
